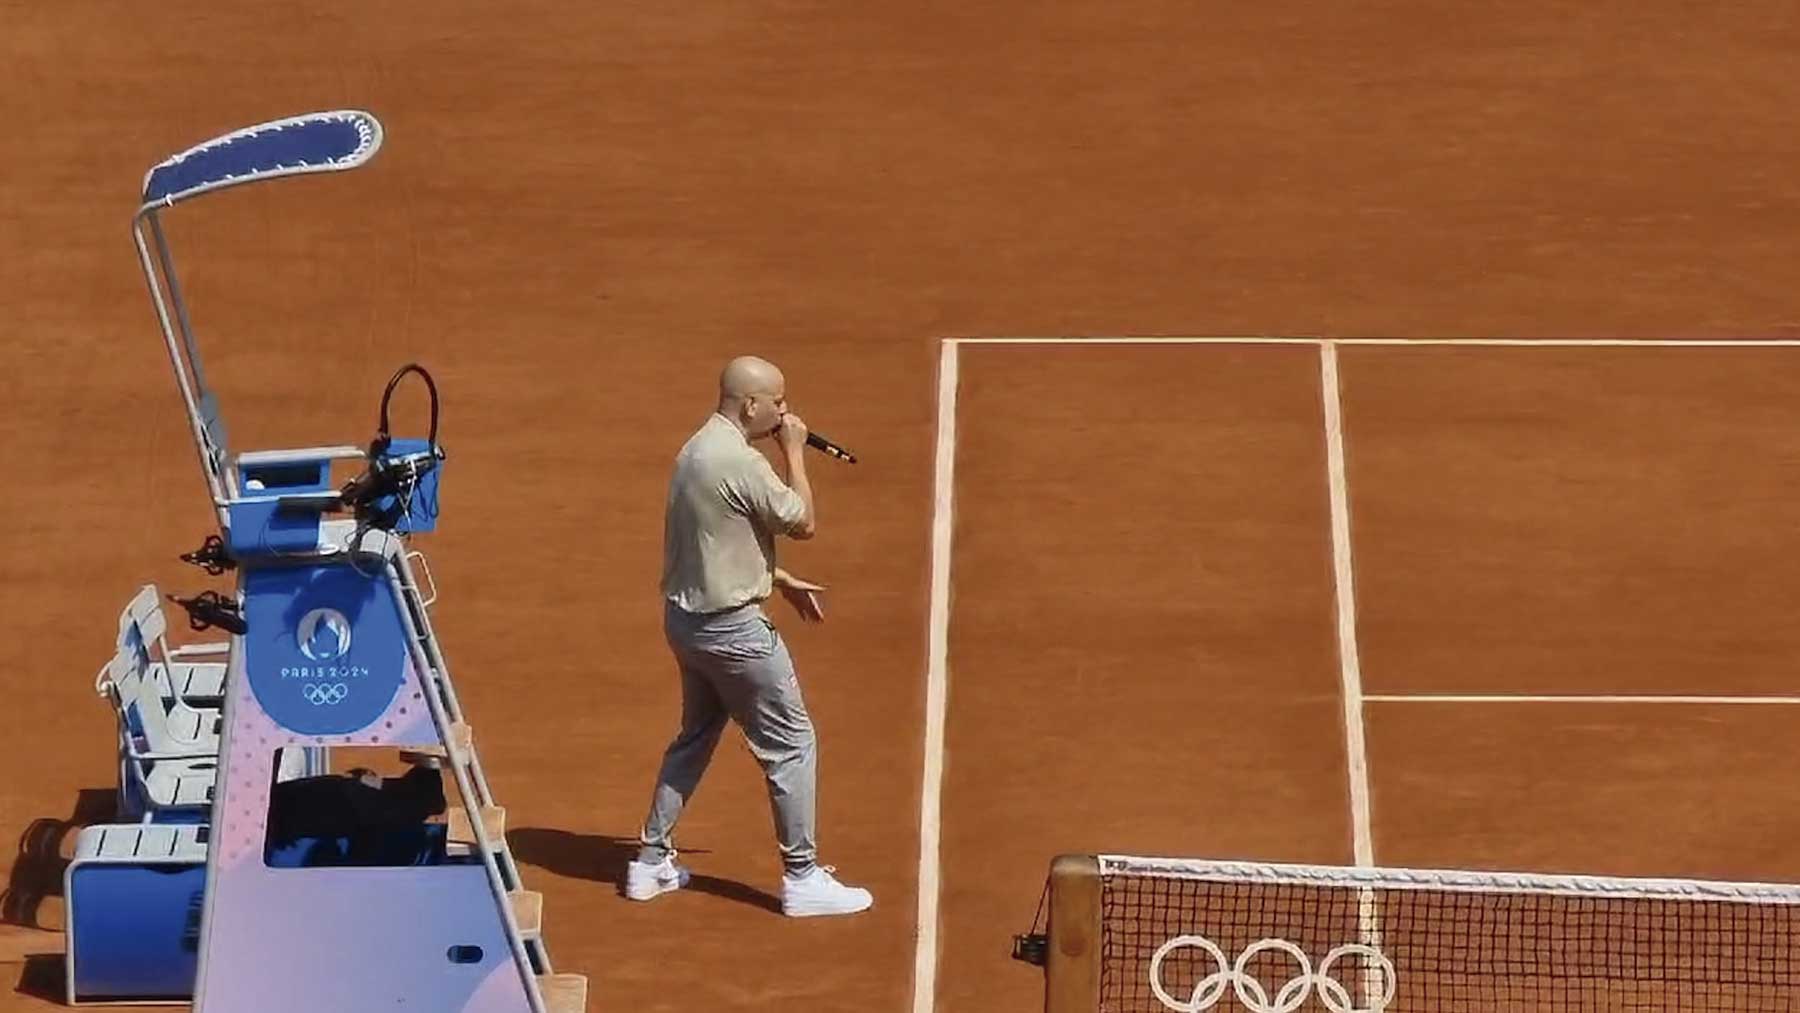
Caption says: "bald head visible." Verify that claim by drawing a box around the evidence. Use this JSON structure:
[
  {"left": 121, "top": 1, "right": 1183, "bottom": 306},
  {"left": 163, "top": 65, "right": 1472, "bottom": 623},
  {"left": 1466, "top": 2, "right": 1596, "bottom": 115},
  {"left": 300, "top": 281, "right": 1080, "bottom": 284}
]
[
  {"left": 716, "top": 355, "right": 789, "bottom": 438},
  {"left": 719, "top": 355, "right": 785, "bottom": 401}
]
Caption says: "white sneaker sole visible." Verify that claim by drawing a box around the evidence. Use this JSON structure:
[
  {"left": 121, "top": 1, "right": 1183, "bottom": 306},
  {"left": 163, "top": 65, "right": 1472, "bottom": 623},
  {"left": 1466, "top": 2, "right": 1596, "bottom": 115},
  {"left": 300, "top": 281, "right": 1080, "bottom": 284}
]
[
  {"left": 624, "top": 881, "right": 684, "bottom": 901},
  {"left": 624, "top": 867, "right": 690, "bottom": 901},
  {"left": 782, "top": 894, "right": 873, "bottom": 918}
]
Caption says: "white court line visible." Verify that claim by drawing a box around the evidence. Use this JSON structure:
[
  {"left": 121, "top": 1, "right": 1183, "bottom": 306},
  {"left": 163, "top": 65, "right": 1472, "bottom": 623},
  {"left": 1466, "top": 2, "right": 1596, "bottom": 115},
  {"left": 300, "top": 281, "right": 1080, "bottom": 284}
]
[
  {"left": 912, "top": 339, "right": 959, "bottom": 1013},
  {"left": 1331, "top": 338, "right": 1800, "bottom": 347},
  {"left": 1320, "top": 341, "right": 1385, "bottom": 998},
  {"left": 951, "top": 336, "right": 1800, "bottom": 347},
  {"left": 953, "top": 335, "right": 1320, "bottom": 346},
  {"left": 1320, "top": 341, "right": 1377, "bottom": 869},
  {"left": 1366, "top": 694, "right": 1800, "bottom": 705}
]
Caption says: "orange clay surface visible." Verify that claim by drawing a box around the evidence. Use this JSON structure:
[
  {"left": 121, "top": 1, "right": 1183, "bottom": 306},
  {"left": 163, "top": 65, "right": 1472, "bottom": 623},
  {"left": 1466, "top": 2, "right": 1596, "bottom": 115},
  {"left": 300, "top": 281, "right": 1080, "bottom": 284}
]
[{"left": 4, "top": 3, "right": 1800, "bottom": 1011}]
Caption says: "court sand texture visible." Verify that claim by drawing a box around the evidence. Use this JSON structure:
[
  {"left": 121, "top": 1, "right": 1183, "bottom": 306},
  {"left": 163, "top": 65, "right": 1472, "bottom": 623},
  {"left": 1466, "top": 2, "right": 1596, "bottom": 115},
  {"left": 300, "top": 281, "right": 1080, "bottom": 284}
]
[{"left": 2, "top": 3, "right": 1799, "bottom": 1012}]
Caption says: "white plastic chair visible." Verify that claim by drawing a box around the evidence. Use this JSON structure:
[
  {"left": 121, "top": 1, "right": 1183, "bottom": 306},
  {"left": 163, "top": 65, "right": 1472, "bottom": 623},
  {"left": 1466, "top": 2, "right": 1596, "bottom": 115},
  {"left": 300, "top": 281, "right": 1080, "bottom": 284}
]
[
  {"left": 120, "top": 644, "right": 221, "bottom": 753},
  {"left": 99, "top": 646, "right": 219, "bottom": 821},
  {"left": 110, "top": 584, "right": 228, "bottom": 702},
  {"left": 97, "top": 640, "right": 311, "bottom": 821}
]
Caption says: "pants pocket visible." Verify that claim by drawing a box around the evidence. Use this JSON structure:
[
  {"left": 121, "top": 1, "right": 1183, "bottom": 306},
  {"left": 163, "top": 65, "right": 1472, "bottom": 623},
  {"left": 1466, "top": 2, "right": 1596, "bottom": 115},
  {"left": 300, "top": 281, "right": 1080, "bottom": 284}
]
[{"left": 710, "top": 618, "right": 777, "bottom": 661}]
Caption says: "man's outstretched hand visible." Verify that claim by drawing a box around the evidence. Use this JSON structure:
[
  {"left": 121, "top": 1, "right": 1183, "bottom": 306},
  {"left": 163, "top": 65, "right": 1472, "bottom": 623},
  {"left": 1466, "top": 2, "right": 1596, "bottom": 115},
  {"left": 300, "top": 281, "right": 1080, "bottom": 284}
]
[{"left": 774, "top": 567, "right": 827, "bottom": 623}]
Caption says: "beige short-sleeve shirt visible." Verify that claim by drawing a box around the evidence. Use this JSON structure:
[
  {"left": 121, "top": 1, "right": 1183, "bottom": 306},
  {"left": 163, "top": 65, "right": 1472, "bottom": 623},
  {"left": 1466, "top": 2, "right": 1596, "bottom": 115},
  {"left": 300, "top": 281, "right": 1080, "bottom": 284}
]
[{"left": 661, "top": 412, "right": 810, "bottom": 613}]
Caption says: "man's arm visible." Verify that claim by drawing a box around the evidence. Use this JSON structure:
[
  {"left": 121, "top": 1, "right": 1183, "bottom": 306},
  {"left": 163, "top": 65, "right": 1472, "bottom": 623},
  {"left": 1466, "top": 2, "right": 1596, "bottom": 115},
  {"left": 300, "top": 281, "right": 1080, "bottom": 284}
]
[{"left": 775, "top": 414, "right": 817, "bottom": 539}]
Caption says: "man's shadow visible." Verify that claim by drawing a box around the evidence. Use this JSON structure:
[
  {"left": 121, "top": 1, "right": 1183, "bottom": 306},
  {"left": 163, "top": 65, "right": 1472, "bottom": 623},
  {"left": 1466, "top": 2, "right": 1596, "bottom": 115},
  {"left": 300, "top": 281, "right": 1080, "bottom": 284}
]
[{"left": 508, "top": 828, "right": 781, "bottom": 914}]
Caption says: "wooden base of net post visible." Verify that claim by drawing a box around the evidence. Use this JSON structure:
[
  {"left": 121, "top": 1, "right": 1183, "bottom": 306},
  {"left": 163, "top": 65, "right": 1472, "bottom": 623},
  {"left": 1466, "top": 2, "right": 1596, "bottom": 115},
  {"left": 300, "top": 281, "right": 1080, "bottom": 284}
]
[{"left": 1045, "top": 855, "right": 1103, "bottom": 1013}]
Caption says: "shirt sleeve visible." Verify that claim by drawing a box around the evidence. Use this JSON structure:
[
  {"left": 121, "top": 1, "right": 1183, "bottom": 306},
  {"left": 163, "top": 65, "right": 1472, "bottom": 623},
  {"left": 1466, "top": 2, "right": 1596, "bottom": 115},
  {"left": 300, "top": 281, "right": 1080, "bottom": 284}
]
[{"left": 722, "top": 452, "right": 809, "bottom": 535}]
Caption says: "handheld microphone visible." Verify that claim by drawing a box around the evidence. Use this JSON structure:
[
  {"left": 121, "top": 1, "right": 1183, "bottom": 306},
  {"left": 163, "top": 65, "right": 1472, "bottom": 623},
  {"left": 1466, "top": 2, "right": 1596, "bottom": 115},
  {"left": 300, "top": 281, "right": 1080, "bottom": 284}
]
[{"left": 805, "top": 431, "right": 858, "bottom": 464}]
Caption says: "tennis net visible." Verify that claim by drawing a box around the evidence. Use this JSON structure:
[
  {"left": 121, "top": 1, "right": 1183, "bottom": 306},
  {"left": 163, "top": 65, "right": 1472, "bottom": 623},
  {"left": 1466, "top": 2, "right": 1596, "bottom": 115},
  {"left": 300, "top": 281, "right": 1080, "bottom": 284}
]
[{"left": 1021, "top": 853, "right": 1800, "bottom": 1012}]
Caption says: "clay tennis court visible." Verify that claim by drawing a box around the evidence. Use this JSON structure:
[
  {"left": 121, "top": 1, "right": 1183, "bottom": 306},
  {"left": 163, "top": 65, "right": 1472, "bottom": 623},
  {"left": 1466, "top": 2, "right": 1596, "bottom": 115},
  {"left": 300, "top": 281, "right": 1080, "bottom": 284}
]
[
  {"left": 5, "top": 2, "right": 1800, "bottom": 1011},
  {"left": 937, "top": 338, "right": 1800, "bottom": 1011}
]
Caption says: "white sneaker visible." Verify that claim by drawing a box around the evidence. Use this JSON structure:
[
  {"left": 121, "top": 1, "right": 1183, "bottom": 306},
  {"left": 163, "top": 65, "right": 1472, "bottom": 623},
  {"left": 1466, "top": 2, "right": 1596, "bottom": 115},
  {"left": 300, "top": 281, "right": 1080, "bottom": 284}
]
[
  {"left": 624, "top": 856, "right": 690, "bottom": 901},
  {"left": 781, "top": 865, "right": 873, "bottom": 918}
]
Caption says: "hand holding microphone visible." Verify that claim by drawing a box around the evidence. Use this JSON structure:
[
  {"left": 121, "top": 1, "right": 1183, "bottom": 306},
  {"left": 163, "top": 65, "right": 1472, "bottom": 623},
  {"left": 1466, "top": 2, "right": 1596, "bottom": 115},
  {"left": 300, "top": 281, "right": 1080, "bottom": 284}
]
[
  {"left": 777, "top": 413, "right": 857, "bottom": 464},
  {"left": 804, "top": 430, "right": 856, "bottom": 464}
]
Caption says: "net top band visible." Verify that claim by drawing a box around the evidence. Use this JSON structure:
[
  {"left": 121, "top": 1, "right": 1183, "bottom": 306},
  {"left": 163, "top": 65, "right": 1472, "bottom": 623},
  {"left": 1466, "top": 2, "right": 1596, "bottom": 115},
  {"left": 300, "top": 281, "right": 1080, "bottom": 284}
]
[{"left": 1099, "top": 854, "right": 1800, "bottom": 906}]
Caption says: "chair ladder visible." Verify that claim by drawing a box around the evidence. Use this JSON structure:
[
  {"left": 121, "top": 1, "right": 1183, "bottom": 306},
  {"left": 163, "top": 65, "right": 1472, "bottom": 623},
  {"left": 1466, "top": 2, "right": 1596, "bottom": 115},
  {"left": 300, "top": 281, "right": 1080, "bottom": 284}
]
[{"left": 379, "top": 551, "right": 587, "bottom": 1013}]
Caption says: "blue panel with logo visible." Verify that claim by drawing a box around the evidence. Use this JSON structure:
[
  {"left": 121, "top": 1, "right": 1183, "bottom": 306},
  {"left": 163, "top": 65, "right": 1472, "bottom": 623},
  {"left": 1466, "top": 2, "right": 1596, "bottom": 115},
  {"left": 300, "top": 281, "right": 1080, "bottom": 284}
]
[{"left": 242, "top": 563, "right": 408, "bottom": 736}]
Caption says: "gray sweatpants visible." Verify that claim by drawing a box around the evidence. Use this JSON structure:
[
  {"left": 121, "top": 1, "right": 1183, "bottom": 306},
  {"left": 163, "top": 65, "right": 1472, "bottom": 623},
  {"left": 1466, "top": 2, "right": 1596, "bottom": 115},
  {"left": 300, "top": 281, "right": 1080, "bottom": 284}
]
[{"left": 637, "top": 602, "right": 818, "bottom": 874}]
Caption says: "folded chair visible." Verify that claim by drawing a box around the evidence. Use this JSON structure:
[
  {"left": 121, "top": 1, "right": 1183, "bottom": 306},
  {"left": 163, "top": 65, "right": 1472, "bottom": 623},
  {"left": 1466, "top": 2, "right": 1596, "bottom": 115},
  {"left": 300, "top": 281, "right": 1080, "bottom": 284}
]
[
  {"left": 111, "top": 584, "right": 227, "bottom": 703},
  {"left": 98, "top": 645, "right": 219, "bottom": 822}
]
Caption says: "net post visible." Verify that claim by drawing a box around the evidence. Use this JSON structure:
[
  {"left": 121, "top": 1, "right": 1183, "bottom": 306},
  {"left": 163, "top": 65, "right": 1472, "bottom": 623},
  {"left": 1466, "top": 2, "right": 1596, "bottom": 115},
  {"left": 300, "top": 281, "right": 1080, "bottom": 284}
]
[{"left": 1045, "top": 854, "right": 1103, "bottom": 1013}]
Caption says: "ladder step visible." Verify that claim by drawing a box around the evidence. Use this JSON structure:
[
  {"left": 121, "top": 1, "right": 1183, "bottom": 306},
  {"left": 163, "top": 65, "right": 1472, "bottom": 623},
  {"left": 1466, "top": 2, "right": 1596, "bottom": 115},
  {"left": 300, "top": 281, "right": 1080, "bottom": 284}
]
[
  {"left": 447, "top": 804, "right": 506, "bottom": 849},
  {"left": 398, "top": 721, "right": 471, "bottom": 765},
  {"left": 508, "top": 889, "right": 542, "bottom": 938},
  {"left": 538, "top": 973, "right": 587, "bottom": 1013}
]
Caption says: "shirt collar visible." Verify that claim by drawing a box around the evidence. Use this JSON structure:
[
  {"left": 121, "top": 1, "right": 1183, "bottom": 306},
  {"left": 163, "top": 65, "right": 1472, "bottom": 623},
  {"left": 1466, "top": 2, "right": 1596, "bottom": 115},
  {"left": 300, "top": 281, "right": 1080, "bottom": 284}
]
[{"left": 710, "top": 411, "right": 750, "bottom": 445}]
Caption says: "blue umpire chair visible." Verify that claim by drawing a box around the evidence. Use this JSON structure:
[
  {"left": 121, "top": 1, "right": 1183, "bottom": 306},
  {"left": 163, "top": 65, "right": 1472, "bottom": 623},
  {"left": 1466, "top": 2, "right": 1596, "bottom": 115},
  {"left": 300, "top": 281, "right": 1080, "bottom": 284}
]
[{"left": 62, "top": 109, "right": 585, "bottom": 1012}]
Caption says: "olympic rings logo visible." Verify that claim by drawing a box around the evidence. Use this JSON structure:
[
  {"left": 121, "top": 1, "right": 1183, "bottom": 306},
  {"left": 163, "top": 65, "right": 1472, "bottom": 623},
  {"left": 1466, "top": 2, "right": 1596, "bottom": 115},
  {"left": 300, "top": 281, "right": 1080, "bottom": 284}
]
[
  {"left": 1149, "top": 935, "right": 1396, "bottom": 1013},
  {"left": 301, "top": 683, "right": 350, "bottom": 706}
]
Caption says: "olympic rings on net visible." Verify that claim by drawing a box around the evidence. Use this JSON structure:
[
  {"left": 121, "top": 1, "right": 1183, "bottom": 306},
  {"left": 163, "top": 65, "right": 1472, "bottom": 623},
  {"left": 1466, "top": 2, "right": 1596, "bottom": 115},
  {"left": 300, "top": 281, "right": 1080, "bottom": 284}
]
[{"left": 1148, "top": 934, "right": 1397, "bottom": 1013}]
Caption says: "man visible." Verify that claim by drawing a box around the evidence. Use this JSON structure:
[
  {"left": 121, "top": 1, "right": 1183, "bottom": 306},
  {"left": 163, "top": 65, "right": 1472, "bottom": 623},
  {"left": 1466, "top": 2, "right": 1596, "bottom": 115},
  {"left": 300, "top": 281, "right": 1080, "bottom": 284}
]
[{"left": 625, "top": 355, "right": 873, "bottom": 918}]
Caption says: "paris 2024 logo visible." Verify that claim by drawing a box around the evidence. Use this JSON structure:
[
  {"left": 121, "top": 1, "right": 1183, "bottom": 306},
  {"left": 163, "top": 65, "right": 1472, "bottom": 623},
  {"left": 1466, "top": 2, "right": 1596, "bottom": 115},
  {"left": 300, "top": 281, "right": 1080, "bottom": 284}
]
[{"left": 295, "top": 608, "right": 354, "bottom": 705}]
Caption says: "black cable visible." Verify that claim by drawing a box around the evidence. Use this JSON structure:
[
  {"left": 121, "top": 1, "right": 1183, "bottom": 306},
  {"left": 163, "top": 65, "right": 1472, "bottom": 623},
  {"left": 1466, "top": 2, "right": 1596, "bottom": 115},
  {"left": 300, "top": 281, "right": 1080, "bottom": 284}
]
[
  {"left": 1011, "top": 876, "right": 1053, "bottom": 967},
  {"left": 345, "top": 521, "right": 390, "bottom": 580},
  {"left": 370, "top": 363, "right": 439, "bottom": 458}
]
